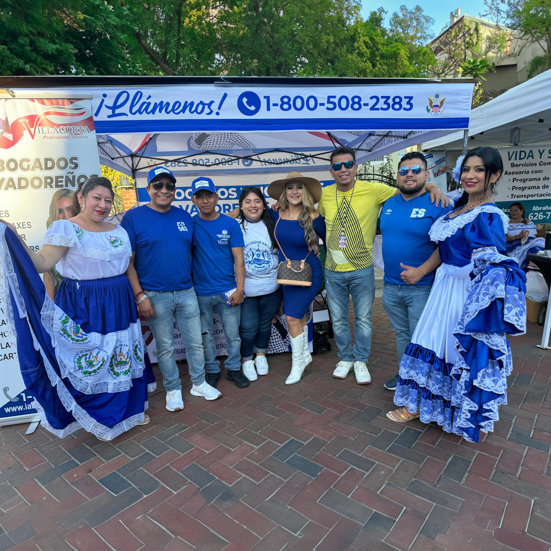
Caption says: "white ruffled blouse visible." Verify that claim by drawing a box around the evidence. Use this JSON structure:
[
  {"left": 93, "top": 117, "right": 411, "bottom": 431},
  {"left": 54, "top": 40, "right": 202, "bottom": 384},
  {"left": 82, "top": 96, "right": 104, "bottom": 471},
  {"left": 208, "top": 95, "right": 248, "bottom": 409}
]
[{"left": 43, "top": 220, "right": 131, "bottom": 280}]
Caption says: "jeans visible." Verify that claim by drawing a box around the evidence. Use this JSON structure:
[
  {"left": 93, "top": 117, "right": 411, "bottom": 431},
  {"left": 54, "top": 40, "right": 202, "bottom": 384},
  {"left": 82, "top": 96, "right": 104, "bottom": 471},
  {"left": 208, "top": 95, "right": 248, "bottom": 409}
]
[
  {"left": 325, "top": 266, "right": 375, "bottom": 362},
  {"left": 382, "top": 283, "right": 432, "bottom": 364},
  {"left": 240, "top": 288, "right": 282, "bottom": 360},
  {"left": 197, "top": 294, "right": 242, "bottom": 373},
  {"left": 145, "top": 288, "right": 205, "bottom": 390}
]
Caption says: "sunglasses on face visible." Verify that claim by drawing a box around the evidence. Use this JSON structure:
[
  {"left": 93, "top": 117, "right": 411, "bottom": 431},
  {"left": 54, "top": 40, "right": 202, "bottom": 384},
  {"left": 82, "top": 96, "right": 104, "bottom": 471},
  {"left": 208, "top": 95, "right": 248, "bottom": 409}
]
[
  {"left": 332, "top": 160, "right": 355, "bottom": 171},
  {"left": 398, "top": 165, "right": 424, "bottom": 177},
  {"left": 150, "top": 182, "right": 176, "bottom": 192}
]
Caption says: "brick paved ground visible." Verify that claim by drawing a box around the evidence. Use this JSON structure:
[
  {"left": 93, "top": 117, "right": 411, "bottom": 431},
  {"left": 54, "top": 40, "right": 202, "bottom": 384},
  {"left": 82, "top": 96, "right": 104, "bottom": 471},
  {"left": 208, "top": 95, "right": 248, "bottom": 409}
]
[{"left": 1, "top": 299, "right": 551, "bottom": 551}]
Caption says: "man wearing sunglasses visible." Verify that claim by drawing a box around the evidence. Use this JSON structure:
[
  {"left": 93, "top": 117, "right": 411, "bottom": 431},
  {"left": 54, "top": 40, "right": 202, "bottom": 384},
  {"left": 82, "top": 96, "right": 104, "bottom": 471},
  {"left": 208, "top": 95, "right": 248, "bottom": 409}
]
[
  {"left": 320, "top": 146, "right": 448, "bottom": 386},
  {"left": 122, "top": 167, "right": 222, "bottom": 414},
  {"left": 379, "top": 152, "right": 452, "bottom": 391}
]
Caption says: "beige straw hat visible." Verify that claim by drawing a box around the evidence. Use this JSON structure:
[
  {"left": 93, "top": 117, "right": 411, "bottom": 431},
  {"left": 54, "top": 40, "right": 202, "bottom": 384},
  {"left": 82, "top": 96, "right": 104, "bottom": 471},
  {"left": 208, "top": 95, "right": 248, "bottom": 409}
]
[{"left": 267, "top": 172, "right": 323, "bottom": 203}]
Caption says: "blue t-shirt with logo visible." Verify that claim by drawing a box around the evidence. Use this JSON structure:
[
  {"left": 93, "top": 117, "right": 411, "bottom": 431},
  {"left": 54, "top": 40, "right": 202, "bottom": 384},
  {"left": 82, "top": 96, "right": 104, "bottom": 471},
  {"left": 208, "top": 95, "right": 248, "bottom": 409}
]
[
  {"left": 121, "top": 205, "right": 194, "bottom": 292},
  {"left": 379, "top": 193, "right": 452, "bottom": 286},
  {"left": 192, "top": 214, "right": 245, "bottom": 296}
]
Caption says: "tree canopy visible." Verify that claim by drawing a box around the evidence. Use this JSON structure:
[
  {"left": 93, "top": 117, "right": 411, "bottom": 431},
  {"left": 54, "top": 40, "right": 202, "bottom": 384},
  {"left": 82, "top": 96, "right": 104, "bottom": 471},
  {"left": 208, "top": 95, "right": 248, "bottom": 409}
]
[
  {"left": 0, "top": 1, "right": 436, "bottom": 77},
  {"left": 484, "top": 0, "right": 551, "bottom": 77}
]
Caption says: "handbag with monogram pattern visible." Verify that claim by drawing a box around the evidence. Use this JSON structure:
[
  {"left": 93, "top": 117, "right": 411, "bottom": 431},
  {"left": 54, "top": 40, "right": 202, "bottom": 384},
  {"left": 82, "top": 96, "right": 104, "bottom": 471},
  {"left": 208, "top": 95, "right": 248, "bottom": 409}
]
[{"left": 274, "top": 216, "right": 313, "bottom": 287}]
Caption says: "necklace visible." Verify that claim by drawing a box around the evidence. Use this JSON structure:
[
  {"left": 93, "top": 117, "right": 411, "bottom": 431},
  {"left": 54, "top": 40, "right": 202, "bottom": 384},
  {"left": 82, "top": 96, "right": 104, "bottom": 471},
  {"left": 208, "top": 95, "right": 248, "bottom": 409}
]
[
  {"left": 335, "top": 183, "right": 355, "bottom": 249},
  {"left": 460, "top": 195, "right": 491, "bottom": 212}
]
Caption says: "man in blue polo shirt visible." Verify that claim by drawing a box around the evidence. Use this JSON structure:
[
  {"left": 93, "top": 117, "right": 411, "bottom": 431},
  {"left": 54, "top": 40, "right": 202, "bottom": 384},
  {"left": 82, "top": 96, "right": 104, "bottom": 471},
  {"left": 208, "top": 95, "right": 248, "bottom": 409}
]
[
  {"left": 123, "top": 167, "right": 222, "bottom": 413},
  {"left": 191, "top": 177, "right": 248, "bottom": 389},
  {"left": 379, "top": 152, "right": 453, "bottom": 391}
]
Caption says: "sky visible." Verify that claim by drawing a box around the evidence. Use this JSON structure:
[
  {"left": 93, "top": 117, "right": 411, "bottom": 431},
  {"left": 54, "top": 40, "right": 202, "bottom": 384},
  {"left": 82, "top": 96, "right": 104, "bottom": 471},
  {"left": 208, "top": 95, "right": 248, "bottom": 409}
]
[{"left": 360, "top": 1, "right": 493, "bottom": 38}]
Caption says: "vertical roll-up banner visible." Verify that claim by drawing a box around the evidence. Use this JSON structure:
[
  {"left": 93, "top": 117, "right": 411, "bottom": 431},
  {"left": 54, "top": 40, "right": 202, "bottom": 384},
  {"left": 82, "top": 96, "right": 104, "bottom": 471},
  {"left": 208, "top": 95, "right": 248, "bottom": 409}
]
[{"left": 0, "top": 95, "right": 100, "bottom": 427}]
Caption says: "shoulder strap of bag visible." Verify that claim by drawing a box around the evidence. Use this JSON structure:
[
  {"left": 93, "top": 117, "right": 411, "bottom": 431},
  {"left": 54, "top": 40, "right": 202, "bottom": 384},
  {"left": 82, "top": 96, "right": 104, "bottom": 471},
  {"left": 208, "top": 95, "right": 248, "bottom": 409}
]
[{"left": 274, "top": 213, "right": 311, "bottom": 262}]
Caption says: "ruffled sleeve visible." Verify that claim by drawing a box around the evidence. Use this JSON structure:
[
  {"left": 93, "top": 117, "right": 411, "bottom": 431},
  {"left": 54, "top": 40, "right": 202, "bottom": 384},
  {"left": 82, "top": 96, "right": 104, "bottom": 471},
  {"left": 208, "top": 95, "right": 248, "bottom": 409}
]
[
  {"left": 463, "top": 212, "right": 507, "bottom": 256},
  {"left": 526, "top": 221, "right": 537, "bottom": 237},
  {"left": 43, "top": 220, "right": 79, "bottom": 248}
]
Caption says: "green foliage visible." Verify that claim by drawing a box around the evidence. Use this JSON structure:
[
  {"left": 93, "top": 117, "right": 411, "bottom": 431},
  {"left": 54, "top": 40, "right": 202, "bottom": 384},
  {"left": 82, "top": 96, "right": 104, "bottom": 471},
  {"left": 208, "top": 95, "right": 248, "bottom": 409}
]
[
  {"left": 389, "top": 4, "right": 435, "bottom": 47},
  {"left": 528, "top": 52, "right": 551, "bottom": 77},
  {"left": 0, "top": 0, "right": 436, "bottom": 77},
  {"left": 461, "top": 58, "right": 495, "bottom": 79},
  {"left": 0, "top": 0, "right": 152, "bottom": 75},
  {"left": 484, "top": 0, "right": 551, "bottom": 78}
]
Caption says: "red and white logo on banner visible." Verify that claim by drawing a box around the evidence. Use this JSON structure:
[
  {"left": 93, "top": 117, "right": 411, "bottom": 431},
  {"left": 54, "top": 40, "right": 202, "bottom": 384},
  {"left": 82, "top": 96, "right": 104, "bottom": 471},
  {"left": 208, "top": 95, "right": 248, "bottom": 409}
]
[{"left": 0, "top": 99, "right": 95, "bottom": 150}]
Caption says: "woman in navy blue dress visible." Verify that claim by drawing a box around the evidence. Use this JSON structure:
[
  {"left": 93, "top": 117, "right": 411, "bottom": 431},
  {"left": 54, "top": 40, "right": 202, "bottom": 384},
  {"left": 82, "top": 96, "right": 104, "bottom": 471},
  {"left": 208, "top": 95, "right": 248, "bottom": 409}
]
[{"left": 268, "top": 172, "right": 325, "bottom": 385}]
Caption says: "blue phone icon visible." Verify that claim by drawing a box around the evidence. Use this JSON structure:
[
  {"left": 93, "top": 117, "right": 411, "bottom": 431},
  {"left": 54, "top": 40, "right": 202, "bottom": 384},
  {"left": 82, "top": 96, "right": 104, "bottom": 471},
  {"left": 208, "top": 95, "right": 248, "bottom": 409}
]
[{"left": 237, "top": 92, "right": 261, "bottom": 116}]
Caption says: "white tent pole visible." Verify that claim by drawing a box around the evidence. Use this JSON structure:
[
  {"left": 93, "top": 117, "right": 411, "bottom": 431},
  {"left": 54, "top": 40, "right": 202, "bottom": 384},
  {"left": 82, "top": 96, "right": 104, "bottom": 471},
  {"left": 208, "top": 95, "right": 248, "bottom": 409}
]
[
  {"left": 461, "top": 129, "right": 469, "bottom": 155},
  {"left": 537, "top": 288, "right": 551, "bottom": 350}
]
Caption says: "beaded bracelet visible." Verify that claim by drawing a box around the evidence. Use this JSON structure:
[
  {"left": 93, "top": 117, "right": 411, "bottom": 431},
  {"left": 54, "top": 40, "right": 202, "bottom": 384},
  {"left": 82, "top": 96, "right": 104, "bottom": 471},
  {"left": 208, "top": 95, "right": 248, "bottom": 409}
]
[
  {"left": 136, "top": 294, "right": 149, "bottom": 305},
  {"left": 134, "top": 291, "right": 145, "bottom": 300}
]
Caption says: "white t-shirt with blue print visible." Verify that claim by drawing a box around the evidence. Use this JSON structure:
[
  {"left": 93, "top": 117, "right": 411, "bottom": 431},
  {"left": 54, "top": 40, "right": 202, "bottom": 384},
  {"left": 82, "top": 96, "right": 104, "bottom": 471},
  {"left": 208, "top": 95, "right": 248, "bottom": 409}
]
[{"left": 238, "top": 217, "right": 279, "bottom": 297}]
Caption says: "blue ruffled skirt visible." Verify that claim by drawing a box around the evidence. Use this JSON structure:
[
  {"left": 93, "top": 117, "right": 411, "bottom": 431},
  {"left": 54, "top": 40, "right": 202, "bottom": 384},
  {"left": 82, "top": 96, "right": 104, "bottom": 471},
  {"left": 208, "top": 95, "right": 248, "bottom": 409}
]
[
  {"left": 394, "top": 253, "right": 526, "bottom": 443},
  {"left": 2, "top": 226, "right": 155, "bottom": 441},
  {"left": 507, "top": 236, "right": 544, "bottom": 270}
]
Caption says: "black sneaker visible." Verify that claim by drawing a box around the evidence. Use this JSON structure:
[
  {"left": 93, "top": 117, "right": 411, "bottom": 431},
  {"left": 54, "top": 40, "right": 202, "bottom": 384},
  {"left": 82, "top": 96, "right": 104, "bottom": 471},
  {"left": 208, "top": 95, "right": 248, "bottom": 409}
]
[
  {"left": 206, "top": 372, "right": 221, "bottom": 389},
  {"left": 226, "top": 370, "right": 250, "bottom": 388},
  {"left": 384, "top": 374, "right": 400, "bottom": 391}
]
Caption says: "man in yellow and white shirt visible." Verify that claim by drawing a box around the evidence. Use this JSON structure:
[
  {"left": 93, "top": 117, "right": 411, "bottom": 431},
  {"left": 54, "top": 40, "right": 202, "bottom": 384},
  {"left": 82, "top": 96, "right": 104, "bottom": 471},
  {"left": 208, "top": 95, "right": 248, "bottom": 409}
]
[{"left": 319, "top": 146, "right": 446, "bottom": 385}]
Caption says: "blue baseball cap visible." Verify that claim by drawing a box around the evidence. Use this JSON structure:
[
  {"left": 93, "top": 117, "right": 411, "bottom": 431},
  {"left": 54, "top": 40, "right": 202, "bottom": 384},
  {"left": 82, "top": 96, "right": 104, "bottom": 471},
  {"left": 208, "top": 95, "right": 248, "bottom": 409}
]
[
  {"left": 147, "top": 166, "right": 176, "bottom": 185},
  {"left": 191, "top": 176, "right": 217, "bottom": 196}
]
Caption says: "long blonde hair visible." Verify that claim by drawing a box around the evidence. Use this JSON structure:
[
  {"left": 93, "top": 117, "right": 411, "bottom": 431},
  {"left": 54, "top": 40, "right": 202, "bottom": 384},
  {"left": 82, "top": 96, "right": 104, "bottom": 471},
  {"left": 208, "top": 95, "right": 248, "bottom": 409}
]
[
  {"left": 46, "top": 189, "right": 75, "bottom": 228},
  {"left": 279, "top": 182, "right": 319, "bottom": 251}
]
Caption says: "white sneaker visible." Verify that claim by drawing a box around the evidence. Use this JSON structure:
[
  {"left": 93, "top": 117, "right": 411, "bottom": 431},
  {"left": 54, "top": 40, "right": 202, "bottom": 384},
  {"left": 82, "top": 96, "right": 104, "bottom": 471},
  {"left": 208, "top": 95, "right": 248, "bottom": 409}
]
[
  {"left": 190, "top": 381, "right": 222, "bottom": 401},
  {"left": 242, "top": 360, "right": 258, "bottom": 381},
  {"left": 166, "top": 389, "right": 184, "bottom": 412},
  {"left": 333, "top": 361, "right": 354, "bottom": 379},
  {"left": 354, "top": 361, "right": 371, "bottom": 385},
  {"left": 255, "top": 355, "right": 269, "bottom": 376}
]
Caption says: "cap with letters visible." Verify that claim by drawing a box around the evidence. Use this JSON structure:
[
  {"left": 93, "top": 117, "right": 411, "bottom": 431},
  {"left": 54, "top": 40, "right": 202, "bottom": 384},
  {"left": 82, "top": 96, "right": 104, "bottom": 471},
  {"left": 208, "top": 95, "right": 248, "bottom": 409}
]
[
  {"left": 147, "top": 167, "right": 176, "bottom": 185},
  {"left": 191, "top": 176, "right": 217, "bottom": 196}
]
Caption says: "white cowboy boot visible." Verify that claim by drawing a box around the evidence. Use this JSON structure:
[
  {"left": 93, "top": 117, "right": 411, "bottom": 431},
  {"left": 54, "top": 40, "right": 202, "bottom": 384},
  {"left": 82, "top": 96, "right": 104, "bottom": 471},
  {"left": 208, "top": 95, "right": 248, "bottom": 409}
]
[
  {"left": 286, "top": 333, "right": 306, "bottom": 385},
  {"left": 303, "top": 325, "right": 312, "bottom": 367}
]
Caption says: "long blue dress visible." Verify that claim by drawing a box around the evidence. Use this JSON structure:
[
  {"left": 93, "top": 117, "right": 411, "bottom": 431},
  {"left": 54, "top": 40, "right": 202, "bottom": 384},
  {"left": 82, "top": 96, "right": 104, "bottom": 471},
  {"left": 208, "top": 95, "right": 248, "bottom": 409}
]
[
  {"left": 270, "top": 210, "right": 326, "bottom": 319},
  {"left": 0, "top": 223, "right": 155, "bottom": 441},
  {"left": 394, "top": 205, "right": 526, "bottom": 443},
  {"left": 506, "top": 221, "right": 544, "bottom": 270}
]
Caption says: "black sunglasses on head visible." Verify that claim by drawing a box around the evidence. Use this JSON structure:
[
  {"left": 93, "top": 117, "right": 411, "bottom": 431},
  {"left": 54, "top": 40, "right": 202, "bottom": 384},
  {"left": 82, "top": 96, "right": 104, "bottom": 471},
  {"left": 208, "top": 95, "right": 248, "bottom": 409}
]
[
  {"left": 331, "top": 160, "right": 355, "bottom": 171},
  {"left": 150, "top": 181, "right": 176, "bottom": 191}
]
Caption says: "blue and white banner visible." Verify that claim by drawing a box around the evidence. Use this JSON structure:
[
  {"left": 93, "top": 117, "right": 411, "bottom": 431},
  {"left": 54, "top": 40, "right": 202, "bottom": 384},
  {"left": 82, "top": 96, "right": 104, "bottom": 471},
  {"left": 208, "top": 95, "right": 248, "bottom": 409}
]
[{"left": 91, "top": 84, "right": 474, "bottom": 133}]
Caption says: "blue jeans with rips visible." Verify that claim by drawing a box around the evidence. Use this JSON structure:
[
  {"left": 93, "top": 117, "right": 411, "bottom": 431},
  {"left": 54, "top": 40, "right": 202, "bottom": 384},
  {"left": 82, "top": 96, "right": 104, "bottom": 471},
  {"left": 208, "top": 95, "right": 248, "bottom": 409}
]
[
  {"left": 145, "top": 288, "right": 205, "bottom": 390},
  {"left": 197, "top": 293, "right": 242, "bottom": 373},
  {"left": 240, "top": 288, "right": 282, "bottom": 360},
  {"left": 381, "top": 283, "right": 432, "bottom": 364},
  {"left": 325, "top": 266, "right": 375, "bottom": 363}
]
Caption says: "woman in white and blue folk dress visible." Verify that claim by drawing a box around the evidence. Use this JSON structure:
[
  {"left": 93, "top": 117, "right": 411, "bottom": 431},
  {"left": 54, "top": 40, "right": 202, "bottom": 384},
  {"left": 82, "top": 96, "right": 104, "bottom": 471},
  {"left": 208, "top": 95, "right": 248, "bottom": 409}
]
[
  {"left": 0, "top": 177, "right": 155, "bottom": 441},
  {"left": 386, "top": 147, "right": 527, "bottom": 443},
  {"left": 506, "top": 201, "right": 545, "bottom": 270}
]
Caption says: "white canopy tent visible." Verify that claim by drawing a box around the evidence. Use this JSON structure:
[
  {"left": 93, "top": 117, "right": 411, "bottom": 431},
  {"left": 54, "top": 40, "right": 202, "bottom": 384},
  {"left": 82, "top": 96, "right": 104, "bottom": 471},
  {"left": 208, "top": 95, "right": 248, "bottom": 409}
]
[
  {"left": 422, "top": 69, "right": 551, "bottom": 152},
  {"left": 3, "top": 76, "right": 474, "bottom": 200}
]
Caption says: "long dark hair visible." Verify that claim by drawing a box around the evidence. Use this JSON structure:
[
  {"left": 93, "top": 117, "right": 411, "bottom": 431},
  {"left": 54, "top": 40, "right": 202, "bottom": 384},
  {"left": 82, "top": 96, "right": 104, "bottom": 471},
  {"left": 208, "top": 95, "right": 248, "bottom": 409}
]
[
  {"left": 73, "top": 177, "right": 114, "bottom": 215},
  {"left": 238, "top": 187, "right": 277, "bottom": 249},
  {"left": 509, "top": 202, "right": 528, "bottom": 224},
  {"left": 455, "top": 147, "right": 504, "bottom": 209}
]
